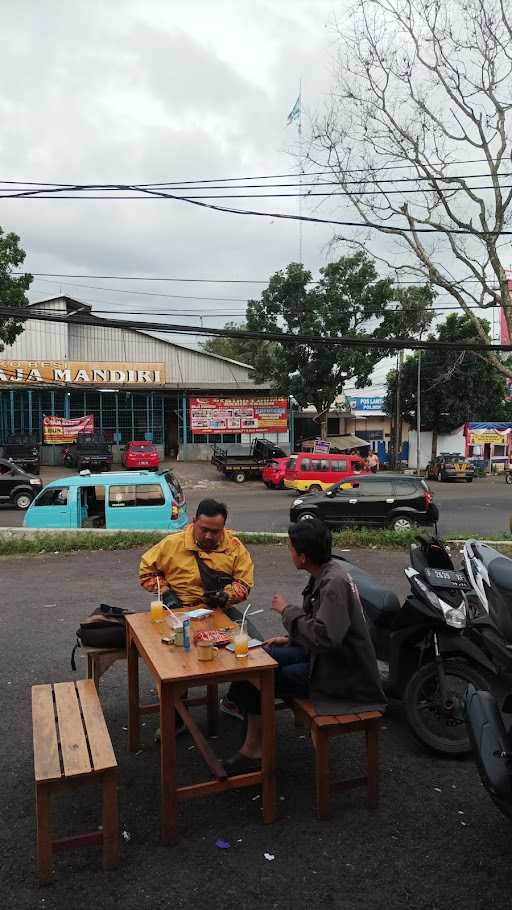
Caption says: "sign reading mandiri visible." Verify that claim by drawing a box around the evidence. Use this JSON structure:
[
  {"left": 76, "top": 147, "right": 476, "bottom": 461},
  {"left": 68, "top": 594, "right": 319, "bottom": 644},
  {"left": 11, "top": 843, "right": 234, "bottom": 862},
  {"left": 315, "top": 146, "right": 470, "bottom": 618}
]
[{"left": 0, "top": 361, "right": 166, "bottom": 384}]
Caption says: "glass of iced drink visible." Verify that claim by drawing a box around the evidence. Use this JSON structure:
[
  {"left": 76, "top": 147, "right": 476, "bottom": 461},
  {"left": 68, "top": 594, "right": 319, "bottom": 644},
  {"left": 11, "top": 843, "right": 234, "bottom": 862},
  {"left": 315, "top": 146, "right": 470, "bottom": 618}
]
[
  {"left": 233, "top": 627, "right": 249, "bottom": 658},
  {"left": 150, "top": 600, "right": 165, "bottom": 623}
]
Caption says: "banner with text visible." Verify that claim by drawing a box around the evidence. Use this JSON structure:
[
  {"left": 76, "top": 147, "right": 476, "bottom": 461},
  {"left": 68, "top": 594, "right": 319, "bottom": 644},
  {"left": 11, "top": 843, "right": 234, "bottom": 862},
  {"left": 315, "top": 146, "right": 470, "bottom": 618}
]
[
  {"left": 189, "top": 397, "right": 288, "bottom": 435},
  {"left": 43, "top": 414, "right": 95, "bottom": 444}
]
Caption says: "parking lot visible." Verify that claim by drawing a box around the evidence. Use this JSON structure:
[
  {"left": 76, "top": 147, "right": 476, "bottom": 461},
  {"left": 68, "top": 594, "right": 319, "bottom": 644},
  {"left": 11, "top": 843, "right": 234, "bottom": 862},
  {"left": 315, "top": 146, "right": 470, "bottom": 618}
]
[
  {"left": 3, "top": 545, "right": 511, "bottom": 910},
  {"left": 1, "top": 461, "right": 511, "bottom": 537}
]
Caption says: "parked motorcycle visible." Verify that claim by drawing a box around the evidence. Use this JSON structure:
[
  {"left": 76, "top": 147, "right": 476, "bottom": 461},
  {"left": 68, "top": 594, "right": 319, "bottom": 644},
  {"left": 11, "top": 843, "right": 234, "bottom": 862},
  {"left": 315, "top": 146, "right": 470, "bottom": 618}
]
[
  {"left": 347, "top": 543, "right": 494, "bottom": 755},
  {"left": 62, "top": 446, "right": 73, "bottom": 468},
  {"left": 465, "top": 685, "right": 512, "bottom": 819}
]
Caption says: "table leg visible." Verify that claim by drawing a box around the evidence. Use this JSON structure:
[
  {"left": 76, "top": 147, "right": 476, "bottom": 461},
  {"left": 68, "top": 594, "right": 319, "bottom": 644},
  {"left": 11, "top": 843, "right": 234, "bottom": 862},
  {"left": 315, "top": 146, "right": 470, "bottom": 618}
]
[
  {"left": 127, "top": 632, "right": 140, "bottom": 753},
  {"left": 206, "top": 684, "right": 219, "bottom": 737},
  {"left": 260, "top": 669, "right": 276, "bottom": 824},
  {"left": 160, "top": 683, "right": 177, "bottom": 845}
]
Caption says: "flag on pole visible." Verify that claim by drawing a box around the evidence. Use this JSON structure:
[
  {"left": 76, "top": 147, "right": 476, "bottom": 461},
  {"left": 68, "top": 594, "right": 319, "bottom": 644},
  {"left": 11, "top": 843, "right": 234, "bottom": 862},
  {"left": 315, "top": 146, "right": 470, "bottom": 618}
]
[{"left": 286, "top": 94, "right": 301, "bottom": 126}]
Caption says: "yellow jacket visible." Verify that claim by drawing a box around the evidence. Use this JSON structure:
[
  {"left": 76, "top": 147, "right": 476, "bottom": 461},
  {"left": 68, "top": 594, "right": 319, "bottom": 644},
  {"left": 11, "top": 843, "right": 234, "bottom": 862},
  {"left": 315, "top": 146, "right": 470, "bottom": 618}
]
[{"left": 139, "top": 524, "right": 254, "bottom": 606}]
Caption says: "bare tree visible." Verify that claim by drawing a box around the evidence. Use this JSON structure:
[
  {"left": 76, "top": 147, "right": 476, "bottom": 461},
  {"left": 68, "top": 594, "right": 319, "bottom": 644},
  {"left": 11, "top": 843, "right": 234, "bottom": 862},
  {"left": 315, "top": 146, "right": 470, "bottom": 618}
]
[{"left": 308, "top": 0, "right": 512, "bottom": 377}]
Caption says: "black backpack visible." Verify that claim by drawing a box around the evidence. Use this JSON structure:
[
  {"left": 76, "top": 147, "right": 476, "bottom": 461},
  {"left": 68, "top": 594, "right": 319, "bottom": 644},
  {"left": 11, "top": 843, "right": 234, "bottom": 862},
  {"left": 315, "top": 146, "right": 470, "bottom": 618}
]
[{"left": 71, "top": 603, "right": 132, "bottom": 670}]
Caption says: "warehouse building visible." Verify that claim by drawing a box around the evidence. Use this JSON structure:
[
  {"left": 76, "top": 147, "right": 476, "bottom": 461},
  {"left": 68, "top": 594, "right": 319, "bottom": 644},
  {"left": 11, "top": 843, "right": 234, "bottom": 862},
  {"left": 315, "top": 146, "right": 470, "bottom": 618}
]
[{"left": 0, "top": 296, "right": 289, "bottom": 463}]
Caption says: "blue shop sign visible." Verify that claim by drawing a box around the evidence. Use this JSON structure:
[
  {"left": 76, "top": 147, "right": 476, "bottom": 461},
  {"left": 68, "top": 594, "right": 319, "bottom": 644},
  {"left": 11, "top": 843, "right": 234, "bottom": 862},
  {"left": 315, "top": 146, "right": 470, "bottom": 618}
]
[{"left": 348, "top": 396, "right": 385, "bottom": 412}]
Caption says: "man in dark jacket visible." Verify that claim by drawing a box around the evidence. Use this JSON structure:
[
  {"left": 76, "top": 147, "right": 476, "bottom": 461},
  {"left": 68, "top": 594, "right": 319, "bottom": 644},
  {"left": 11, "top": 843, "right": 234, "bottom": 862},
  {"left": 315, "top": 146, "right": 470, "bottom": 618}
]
[{"left": 224, "top": 518, "right": 385, "bottom": 775}]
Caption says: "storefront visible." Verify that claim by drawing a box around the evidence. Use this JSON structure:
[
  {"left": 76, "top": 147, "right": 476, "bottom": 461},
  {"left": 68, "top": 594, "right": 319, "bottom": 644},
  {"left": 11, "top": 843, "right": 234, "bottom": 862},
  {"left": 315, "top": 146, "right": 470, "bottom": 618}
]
[
  {"left": 0, "top": 297, "right": 289, "bottom": 462},
  {"left": 465, "top": 422, "right": 512, "bottom": 470}
]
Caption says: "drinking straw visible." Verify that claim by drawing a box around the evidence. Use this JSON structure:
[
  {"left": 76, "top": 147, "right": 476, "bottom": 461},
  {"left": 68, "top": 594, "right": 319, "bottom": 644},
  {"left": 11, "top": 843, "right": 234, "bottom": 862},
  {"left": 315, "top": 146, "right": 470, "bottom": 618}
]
[
  {"left": 156, "top": 576, "right": 161, "bottom": 601},
  {"left": 240, "top": 603, "right": 252, "bottom": 634}
]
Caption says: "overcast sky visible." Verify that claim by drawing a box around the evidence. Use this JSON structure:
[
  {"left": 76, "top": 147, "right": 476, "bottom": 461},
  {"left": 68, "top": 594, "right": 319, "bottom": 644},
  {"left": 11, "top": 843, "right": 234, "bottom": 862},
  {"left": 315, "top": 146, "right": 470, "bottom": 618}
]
[
  {"left": 0, "top": 2, "right": 345, "bottom": 318},
  {"left": 3, "top": 0, "right": 491, "bottom": 390}
]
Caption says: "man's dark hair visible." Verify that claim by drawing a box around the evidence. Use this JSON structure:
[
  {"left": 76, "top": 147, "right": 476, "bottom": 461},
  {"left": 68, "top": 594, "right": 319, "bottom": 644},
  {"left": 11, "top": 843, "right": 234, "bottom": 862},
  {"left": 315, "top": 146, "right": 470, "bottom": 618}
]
[
  {"left": 195, "top": 499, "right": 228, "bottom": 522},
  {"left": 288, "top": 519, "right": 332, "bottom": 565}
]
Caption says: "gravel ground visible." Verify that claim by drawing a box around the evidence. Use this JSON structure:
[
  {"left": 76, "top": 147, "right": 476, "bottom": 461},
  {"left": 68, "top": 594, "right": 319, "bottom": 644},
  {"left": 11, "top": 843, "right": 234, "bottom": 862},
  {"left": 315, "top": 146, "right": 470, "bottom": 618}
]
[{"left": 1, "top": 546, "right": 510, "bottom": 910}]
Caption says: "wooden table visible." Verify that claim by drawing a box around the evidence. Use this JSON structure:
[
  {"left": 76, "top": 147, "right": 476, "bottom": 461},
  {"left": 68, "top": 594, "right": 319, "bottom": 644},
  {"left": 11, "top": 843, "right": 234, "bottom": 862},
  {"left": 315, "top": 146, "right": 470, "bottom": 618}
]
[{"left": 126, "top": 610, "right": 278, "bottom": 844}]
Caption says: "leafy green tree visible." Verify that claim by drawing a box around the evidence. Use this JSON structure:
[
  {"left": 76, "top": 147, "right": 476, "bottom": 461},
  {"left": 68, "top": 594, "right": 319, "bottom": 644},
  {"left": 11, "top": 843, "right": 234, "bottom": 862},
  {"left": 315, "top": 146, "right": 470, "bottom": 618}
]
[
  {"left": 246, "top": 252, "right": 435, "bottom": 436},
  {"left": 199, "top": 321, "right": 259, "bottom": 366},
  {"left": 0, "top": 227, "right": 32, "bottom": 347},
  {"left": 385, "top": 314, "right": 512, "bottom": 460}
]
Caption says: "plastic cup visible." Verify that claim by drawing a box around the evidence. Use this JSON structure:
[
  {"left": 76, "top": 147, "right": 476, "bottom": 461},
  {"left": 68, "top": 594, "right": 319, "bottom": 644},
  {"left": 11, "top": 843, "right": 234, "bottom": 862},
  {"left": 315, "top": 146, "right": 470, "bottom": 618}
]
[
  {"left": 233, "top": 629, "right": 249, "bottom": 658},
  {"left": 150, "top": 600, "right": 165, "bottom": 623}
]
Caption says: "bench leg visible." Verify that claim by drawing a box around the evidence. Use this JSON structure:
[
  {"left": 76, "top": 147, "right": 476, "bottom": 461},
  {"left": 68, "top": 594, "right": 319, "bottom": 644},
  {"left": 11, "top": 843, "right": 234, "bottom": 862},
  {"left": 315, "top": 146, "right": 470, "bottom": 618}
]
[
  {"left": 311, "top": 726, "right": 330, "bottom": 820},
  {"left": 101, "top": 769, "right": 119, "bottom": 870},
  {"left": 36, "top": 783, "right": 53, "bottom": 883},
  {"left": 366, "top": 722, "right": 379, "bottom": 810}
]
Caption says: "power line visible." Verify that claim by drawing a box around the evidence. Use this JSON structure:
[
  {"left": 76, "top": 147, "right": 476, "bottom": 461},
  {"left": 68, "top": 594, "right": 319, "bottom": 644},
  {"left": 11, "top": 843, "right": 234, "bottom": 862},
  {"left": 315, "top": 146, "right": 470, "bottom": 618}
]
[
  {"left": 1, "top": 156, "right": 508, "bottom": 187},
  {"left": 15, "top": 271, "right": 493, "bottom": 287},
  {"left": 4, "top": 182, "right": 510, "bottom": 200},
  {"left": 1, "top": 306, "right": 510, "bottom": 353},
  {"left": 30, "top": 277, "right": 250, "bottom": 303}
]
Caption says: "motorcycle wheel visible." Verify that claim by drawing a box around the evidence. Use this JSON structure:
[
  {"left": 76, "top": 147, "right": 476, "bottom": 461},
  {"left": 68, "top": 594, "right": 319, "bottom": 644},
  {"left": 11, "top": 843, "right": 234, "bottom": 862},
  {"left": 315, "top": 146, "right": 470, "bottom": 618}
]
[
  {"left": 506, "top": 473, "right": 512, "bottom": 485},
  {"left": 405, "top": 658, "right": 489, "bottom": 755}
]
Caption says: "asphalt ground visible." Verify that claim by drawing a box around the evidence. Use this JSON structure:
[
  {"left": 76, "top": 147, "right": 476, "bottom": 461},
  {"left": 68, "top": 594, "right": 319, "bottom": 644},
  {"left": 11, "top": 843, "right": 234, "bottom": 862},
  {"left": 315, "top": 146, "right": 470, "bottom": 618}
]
[
  {"left": 2, "top": 545, "right": 511, "bottom": 910},
  {"left": 1, "top": 461, "right": 511, "bottom": 537}
]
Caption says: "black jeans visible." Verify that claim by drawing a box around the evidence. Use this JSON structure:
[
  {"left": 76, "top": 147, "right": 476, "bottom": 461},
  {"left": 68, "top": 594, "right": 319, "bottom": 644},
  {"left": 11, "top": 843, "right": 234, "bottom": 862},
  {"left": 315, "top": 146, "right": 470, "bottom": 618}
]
[{"left": 229, "top": 644, "right": 310, "bottom": 716}]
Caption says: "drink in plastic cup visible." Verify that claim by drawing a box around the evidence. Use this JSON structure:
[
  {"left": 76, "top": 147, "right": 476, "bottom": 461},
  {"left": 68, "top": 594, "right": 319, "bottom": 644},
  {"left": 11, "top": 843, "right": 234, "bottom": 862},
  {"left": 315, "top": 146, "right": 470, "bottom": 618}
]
[
  {"left": 150, "top": 600, "right": 165, "bottom": 623},
  {"left": 233, "top": 629, "right": 249, "bottom": 658}
]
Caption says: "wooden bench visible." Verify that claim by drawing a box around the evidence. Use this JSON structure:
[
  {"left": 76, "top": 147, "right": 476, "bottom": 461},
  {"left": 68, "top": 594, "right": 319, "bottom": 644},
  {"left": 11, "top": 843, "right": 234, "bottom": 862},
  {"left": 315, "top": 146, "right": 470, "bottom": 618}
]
[
  {"left": 287, "top": 698, "right": 383, "bottom": 819},
  {"left": 32, "top": 680, "right": 119, "bottom": 882}
]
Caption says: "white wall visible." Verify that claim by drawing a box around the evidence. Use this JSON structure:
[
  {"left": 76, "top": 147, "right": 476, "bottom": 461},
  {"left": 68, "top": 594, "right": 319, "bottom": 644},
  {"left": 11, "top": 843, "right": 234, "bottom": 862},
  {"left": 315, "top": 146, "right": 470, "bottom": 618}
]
[{"left": 408, "top": 427, "right": 465, "bottom": 469}]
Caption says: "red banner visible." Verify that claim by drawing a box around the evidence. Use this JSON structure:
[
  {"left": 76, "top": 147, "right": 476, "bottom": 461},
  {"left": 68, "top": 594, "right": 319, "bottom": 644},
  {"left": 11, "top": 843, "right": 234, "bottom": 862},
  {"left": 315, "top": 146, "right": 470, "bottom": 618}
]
[
  {"left": 43, "top": 414, "right": 94, "bottom": 444},
  {"left": 189, "top": 397, "right": 288, "bottom": 435}
]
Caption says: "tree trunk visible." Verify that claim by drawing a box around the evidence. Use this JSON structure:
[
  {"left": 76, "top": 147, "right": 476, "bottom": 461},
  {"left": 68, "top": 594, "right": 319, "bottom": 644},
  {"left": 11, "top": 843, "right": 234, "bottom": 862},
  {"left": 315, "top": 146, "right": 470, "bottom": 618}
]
[
  {"left": 320, "top": 413, "right": 328, "bottom": 439},
  {"left": 431, "top": 428, "right": 438, "bottom": 463}
]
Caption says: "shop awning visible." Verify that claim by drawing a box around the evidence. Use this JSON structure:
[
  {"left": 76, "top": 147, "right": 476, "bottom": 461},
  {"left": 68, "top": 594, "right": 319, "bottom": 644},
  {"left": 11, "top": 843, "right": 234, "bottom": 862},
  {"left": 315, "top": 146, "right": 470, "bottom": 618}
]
[{"left": 302, "top": 434, "right": 369, "bottom": 451}]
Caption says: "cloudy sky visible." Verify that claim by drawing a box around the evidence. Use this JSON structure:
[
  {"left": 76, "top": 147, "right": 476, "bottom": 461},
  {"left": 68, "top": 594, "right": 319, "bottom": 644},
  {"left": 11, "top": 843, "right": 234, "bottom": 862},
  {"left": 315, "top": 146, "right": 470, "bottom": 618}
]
[
  {"left": 4, "top": 0, "right": 498, "bottom": 390},
  {"left": 0, "top": 1, "right": 355, "bottom": 339}
]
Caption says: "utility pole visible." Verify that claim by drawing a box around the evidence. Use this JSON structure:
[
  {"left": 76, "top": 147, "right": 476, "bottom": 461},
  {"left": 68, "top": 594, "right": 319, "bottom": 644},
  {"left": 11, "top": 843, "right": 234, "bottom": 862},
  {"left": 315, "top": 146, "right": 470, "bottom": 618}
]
[
  {"left": 394, "top": 350, "right": 404, "bottom": 469},
  {"left": 416, "top": 350, "right": 422, "bottom": 474}
]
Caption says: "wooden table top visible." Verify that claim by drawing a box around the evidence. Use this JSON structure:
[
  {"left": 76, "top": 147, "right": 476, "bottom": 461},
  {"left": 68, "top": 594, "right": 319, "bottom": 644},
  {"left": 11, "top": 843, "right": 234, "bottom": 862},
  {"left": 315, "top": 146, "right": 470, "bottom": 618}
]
[{"left": 126, "top": 609, "right": 277, "bottom": 684}]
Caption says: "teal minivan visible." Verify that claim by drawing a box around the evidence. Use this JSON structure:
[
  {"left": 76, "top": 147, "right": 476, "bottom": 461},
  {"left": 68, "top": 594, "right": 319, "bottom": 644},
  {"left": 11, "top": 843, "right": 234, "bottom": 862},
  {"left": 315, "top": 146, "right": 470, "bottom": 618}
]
[{"left": 24, "top": 469, "right": 188, "bottom": 531}]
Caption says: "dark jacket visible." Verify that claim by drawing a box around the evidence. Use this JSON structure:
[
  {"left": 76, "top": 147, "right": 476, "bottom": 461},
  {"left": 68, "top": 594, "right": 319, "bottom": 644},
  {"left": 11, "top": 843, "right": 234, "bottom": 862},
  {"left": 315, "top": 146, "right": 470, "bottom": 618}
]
[{"left": 282, "top": 557, "right": 385, "bottom": 709}]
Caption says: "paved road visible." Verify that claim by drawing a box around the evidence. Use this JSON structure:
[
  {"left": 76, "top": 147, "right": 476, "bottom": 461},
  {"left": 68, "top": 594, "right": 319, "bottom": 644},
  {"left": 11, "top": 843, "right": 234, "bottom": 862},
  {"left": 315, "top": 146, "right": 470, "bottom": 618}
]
[
  {"left": 2, "top": 462, "right": 511, "bottom": 536},
  {"left": 3, "top": 546, "right": 511, "bottom": 910}
]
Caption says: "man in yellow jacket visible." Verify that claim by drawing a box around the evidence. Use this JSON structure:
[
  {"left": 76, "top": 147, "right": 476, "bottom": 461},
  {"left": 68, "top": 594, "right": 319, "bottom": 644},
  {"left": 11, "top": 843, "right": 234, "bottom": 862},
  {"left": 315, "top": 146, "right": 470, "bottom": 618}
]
[
  {"left": 139, "top": 498, "right": 253, "bottom": 607},
  {"left": 139, "top": 498, "right": 254, "bottom": 722}
]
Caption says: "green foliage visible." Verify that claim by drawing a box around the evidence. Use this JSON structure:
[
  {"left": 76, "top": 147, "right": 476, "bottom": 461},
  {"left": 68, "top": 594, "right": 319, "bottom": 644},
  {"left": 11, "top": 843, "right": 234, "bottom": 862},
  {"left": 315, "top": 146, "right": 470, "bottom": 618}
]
[
  {"left": 0, "top": 227, "right": 32, "bottom": 345},
  {"left": 3, "top": 527, "right": 512, "bottom": 557},
  {"left": 245, "top": 253, "right": 435, "bottom": 418},
  {"left": 385, "top": 314, "right": 512, "bottom": 433},
  {"left": 199, "top": 322, "right": 258, "bottom": 367}
]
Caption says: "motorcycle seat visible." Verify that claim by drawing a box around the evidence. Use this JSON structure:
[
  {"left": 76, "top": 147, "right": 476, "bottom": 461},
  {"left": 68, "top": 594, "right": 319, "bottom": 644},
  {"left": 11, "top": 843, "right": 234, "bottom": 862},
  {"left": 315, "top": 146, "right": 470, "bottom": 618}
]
[{"left": 488, "top": 557, "right": 512, "bottom": 595}]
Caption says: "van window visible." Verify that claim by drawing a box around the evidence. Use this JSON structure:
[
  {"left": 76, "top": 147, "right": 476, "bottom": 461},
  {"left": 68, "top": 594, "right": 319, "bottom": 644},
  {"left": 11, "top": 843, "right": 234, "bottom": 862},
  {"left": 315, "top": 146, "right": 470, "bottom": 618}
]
[
  {"left": 109, "top": 484, "right": 165, "bottom": 508},
  {"left": 331, "top": 460, "right": 348, "bottom": 472},
  {"left": 34, "top": 486, "right": 69, "bottom": 506},
  {"left": 287, "top": 456, "right": 297, "bottom": 470},
  {"left": 300, "top": 458, "right": 311, "bottom": 471}
]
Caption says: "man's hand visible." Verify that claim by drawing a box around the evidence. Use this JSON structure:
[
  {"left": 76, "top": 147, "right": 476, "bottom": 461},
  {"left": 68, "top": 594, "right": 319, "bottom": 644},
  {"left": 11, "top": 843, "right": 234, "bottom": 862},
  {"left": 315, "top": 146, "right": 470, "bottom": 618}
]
[
  {"left": 271, "top": 594, "right": 289, "bottom": 615},
  {"left": 205, "top": 590, "right": 229, "bottom": 609},
  {"left": 141, "top": 575, "right": 167, "bottom": 595},
  {"left": 264, "top": 635, "right": 289, "bottom": 647}
]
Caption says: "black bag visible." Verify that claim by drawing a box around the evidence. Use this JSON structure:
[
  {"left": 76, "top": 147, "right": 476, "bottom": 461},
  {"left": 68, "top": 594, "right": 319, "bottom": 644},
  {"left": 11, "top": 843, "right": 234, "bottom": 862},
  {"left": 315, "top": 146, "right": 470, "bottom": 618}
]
[
  {"left": 193, "top": 552, "right": 233, "bottom": 608},
  {"left": 71, "top": 603, "right": 133, "bottom": 670}
]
